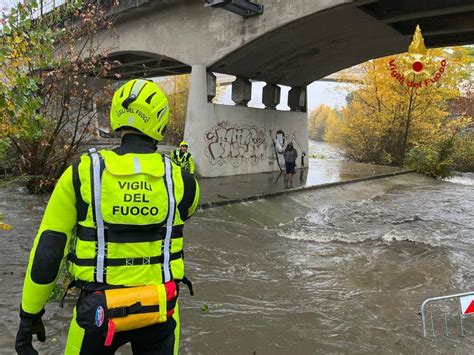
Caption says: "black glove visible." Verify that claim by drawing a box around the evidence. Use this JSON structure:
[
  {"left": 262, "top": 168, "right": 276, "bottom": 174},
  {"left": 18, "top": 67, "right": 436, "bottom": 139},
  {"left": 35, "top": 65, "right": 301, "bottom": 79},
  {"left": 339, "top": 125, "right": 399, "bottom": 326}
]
[{"left": 15, "top": 307, "right": 46, "bottom": 355}]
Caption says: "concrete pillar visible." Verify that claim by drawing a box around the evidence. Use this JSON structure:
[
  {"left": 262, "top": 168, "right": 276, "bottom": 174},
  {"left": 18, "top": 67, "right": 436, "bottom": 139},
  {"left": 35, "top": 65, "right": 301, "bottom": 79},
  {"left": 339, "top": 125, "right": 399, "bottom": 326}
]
[
  {"left": 184, "top": 64, "right": 209, "bottom": 176},
  {"left": 288, "top": 87, "right": 307, "bottom": 112},
  {"left": 206, "top": 72, "right": 216, "bottom": 102},
  {"left": 262, "top": 84, "right": 281, "bottom": 109},
  {"left": 231, "top": 77, "right": 251, "bottom": 106}
]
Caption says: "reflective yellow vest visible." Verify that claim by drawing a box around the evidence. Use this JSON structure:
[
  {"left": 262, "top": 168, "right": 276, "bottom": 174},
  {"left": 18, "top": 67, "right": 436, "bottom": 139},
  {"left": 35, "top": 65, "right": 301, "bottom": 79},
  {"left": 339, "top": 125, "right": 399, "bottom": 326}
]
[
  {"left": 69, "top": 149, "right": 188, "bottom": 286},
  {"left": 170, "top": 149, "right": 195, "bottom": 174}
]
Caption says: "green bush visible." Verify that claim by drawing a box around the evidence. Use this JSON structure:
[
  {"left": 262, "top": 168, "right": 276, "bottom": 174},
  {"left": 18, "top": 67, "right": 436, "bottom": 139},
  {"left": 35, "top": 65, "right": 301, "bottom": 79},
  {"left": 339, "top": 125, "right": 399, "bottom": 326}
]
[
  {"left": 0, "top": 139, "right": 13, "bottom": 175},
  {"left": 0, "top": 139, "right": 7, "bottom": 160},
  {"left": 405, "top": 137, "right": 456, "bottom": 179},
  {"left": 453, "top": 134, "right": 474, "bottom": 172},
  {"left": 380, "top": 150, "right": 394, "bottom": 165}
]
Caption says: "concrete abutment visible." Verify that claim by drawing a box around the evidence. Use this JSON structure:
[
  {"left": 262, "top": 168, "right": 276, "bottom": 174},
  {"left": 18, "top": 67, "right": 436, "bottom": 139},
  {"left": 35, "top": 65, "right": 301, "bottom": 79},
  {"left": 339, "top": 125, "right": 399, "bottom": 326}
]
[{"left": 184, "top": 65, "right": 308, "bottom": 178}]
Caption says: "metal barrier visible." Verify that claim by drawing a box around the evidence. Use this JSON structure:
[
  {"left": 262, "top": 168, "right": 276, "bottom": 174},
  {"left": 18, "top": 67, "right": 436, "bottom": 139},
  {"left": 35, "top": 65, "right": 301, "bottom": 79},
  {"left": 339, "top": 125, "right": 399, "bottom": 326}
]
[{"left": 421, "top": 291, "right": 474, "bottom": 337}]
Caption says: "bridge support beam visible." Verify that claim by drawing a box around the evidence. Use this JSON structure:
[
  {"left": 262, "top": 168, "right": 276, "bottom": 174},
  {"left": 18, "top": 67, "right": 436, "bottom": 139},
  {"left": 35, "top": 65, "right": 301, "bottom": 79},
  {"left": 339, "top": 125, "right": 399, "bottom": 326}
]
[
  {"left": 207, "top": 72, "right": 217, "bottom": 101},
  {"left": 184, "top": 65, "right": 309, "bottom": 177},
  {"left": 262, "top": 84, "right": 281, "bottom": 109},
  {"left": 231, "top": 77, "right": 252, "bottom": 106},
  {"left": 288, "top": 87, "right": 307, "bottom": 112}
]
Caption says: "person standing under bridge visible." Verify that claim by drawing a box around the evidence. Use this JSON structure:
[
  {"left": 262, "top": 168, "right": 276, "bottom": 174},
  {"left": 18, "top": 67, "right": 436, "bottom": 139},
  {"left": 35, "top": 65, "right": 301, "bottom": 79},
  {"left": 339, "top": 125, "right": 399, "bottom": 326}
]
[
  {"left": 283, "top": 142, "right": 298, "bottom": 187},
  {"left": 15, "top": 79, "right": 200, "bottom": 355},
  {"left": 170, "top": 141, "right": 195, "bottom": 175}
]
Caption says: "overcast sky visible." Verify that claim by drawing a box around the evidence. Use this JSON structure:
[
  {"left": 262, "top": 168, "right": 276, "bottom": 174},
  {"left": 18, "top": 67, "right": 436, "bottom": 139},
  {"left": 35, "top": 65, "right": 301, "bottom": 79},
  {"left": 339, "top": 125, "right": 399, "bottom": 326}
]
[{"left": 2, "top": 0, "right": 20, "bottom": 10}]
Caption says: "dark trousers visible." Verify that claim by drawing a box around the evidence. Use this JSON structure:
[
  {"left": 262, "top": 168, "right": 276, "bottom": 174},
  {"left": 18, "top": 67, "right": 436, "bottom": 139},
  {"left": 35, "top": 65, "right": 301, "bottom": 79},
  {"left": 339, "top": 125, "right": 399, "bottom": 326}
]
[{"left": 285, "top": 162, "right": 296, "bottom": 175}]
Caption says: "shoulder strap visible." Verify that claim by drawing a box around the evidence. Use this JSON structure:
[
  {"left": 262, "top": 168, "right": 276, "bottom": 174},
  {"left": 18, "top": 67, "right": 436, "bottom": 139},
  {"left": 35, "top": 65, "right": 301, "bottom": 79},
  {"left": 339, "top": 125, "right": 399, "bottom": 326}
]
[
  {"left": 172, "top": 149, "right": 180, "bottom": 163},
  {"left": 162, "top": 155, "right": 176, "bottom": 282},
  {"left": 89, "top": 148, "right": 106, "bottom": 283},
  {"left": 72, "top": 163, "right": 89, "bottom": 221}
]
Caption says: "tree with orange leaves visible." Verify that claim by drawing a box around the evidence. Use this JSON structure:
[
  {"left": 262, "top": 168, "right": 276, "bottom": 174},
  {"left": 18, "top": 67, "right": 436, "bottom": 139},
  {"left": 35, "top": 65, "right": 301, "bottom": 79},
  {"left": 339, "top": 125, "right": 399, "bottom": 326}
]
[{"left": 326, "top": 46, "right": 472, "bottom": 177}]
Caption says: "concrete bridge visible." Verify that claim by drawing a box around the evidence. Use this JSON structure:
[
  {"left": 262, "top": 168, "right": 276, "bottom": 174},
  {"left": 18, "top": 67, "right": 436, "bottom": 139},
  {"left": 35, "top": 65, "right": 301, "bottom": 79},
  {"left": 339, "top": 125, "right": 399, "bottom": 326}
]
[{"left": 90, "top": 0, "right": 474, "bottom": 177}]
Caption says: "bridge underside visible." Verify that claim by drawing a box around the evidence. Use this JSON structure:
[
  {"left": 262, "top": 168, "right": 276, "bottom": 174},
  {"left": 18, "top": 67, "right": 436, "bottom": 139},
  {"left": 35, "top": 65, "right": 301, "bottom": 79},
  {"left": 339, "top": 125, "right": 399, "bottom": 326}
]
[
  {"left": 92, "top": 0, "right": 474, "bottom": 86},
  {"left": 210, "top": 0, "right": 474, "bottom": 86},
  {"left": 102, "top": 52, "right": 190, "bottom": 80}
]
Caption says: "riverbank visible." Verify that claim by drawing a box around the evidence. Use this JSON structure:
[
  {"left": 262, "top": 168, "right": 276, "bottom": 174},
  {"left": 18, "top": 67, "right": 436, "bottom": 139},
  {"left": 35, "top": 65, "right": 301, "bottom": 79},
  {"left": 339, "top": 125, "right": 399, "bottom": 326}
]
[
  {"left": 198, "top": 140, "right": 414, "bottom": 207},
  {"left": 198, "top": 159, "right": 411, "bottom": 209}
]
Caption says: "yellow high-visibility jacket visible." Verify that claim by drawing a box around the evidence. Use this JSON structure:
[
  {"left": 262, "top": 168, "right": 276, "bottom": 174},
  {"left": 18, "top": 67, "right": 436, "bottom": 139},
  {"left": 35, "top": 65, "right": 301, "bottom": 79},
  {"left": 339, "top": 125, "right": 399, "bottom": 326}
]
[
  {"left": 21, "top": 142, "right": 199, "bottom": 314},
  {"left": 170, "top": 149, "right": 195, "bottom": 175}
]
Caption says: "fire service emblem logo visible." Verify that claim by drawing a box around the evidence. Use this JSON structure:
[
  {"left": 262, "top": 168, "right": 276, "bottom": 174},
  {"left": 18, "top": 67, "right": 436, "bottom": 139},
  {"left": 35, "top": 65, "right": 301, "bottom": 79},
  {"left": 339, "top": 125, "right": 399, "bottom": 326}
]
[{"left": 388, "top": 25, "right": 447, "bottom": 89}]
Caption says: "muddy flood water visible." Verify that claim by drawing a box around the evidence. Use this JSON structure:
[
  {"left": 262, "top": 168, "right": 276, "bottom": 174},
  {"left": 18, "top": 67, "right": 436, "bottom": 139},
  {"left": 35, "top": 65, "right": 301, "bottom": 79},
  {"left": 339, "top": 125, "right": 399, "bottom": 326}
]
[{"left": 0, "top": 172, "right": 473, "bottom": 354}]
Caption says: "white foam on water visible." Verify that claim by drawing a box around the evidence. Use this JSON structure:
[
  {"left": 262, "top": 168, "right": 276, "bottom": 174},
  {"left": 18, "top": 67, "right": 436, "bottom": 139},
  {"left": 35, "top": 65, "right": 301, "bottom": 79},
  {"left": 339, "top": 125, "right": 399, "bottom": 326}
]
[
  {"left": 380, "top": 229, "right": 440, "bottom": 247},
  {"left": 444, "top": 174, "right": 474, "bottom": 186},
  {"left": 280, "top": 229, "right": 372, "bottom": 244}
]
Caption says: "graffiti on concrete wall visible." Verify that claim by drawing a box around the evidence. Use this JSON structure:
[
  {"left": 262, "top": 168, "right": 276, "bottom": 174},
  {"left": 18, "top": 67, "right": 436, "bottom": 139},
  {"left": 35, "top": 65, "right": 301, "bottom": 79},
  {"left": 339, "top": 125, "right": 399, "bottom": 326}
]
[
  {"left": 204, "top": 121, "right": 266, "bottom": 167},
  {"left": 267, "top": 129, "right": 285, "bottom": 166},
  {"left": 275, "top": 129, "right": 286, "bottom": 154}
]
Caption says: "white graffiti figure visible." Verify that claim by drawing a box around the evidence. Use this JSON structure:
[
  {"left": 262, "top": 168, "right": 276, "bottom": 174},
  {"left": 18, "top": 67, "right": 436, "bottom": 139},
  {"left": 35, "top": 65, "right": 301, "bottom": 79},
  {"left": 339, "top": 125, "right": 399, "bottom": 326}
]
[
  {"left": 274, "top": 129, "right": 286, "bottom": 154},
  {"left": 204, "top": 121, "right": 266, "bottom": 167}
]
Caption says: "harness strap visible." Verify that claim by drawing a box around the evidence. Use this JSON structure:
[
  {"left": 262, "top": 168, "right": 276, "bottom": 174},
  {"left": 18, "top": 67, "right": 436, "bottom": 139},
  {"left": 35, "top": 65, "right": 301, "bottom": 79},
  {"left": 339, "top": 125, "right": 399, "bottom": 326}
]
[
  {"left": 108, "top": 302, "right": 152, "bottom": 318},
  {"left": 59, "top": 280, "right": 77, "bottom": 308},
  {"left": 76, "top": 225, "right": 184, "bottom": 243},
  {"left": 67, "top": 251, "right": 183, "bottom": 267},
  {"left": 107, "top": 296, "right": 177, "bottom": 319},
  {"left": 180, "top": 276, "right": 194, "bottom": 296}
]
